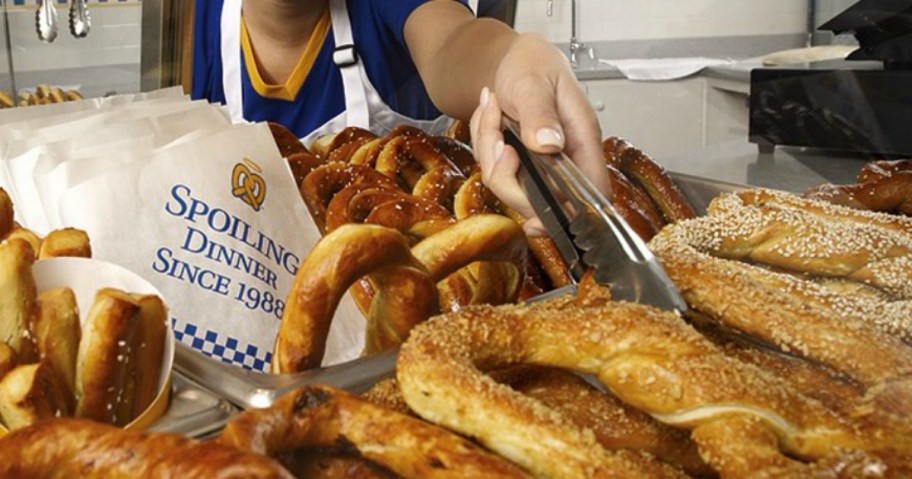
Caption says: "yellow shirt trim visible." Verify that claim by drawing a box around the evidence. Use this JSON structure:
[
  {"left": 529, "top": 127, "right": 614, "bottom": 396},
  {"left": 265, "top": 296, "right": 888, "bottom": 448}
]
[{"left": 240, "top": 7, "right": 331, "bottom": 102}]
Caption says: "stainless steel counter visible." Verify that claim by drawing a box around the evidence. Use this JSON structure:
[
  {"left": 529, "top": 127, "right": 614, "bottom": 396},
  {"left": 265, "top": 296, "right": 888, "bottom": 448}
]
[{"left": 657, "top": 139, "right": 871, "bottom": 193}]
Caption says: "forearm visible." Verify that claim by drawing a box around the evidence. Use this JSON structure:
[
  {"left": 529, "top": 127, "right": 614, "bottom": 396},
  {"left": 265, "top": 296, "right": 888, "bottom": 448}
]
[{"left": 405, "top": 2, "right": 518, "bottom": 120}]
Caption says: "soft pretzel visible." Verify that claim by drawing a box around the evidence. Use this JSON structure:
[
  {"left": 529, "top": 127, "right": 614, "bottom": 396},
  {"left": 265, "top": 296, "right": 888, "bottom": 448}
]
[
  {"left": 603, "top": 137, "right": 696, "bottom": 223},
  {"left": 300, "top": 163, "right": 400, "bottom": 233},
  {"left": 311, "top": 126, "right": 376, "bottom": 158},
  {"left": 433, "top": 136, "right": 476, "bottom": 177},
  {"left": 286, "top": 151, "right": 325, "bottom": 187},
  {"left": 397, "top": 291, "right": 895, "bottom": 479},
  {"left": 719, "top": 188, "right": 912, "bottom": 236},
  {"left": 690, "top": 415, "right": 912, "bottom": 479},
  {"left": 274, "top": 224, "right": 437, "bottom": 373},
  {"left": 75, "top": 289, "right": 140, "bottom": 425},
  {"left": 279, "top": 453, "right": 394, "bottom": 479},
  {"left": 0, "top": 188, "right": 13, "bottom": 240},
  {"left": 219, "top": 384, "right": 530, "bottom": 478},
  {"left": 412, "top": 166, "right": 465, "bottom": 211},
  {"left": 0, "top": 344, "right": 15, "bottom": 378},
  {"left": 31, "top": 288, "right": 81, "bottom": 404},
  {"left": 364, "top": 369, "right": 710, "bottom": 476},
  {"left": 327, "top": 135, "right": 376, "bottom": 164},
  {"left": 38, "top": 227, "right": 91, "bottom": 259},
  {"left": 501, "top": 367, "right": 711, "bottom": 477},
  {"left": 804, "top": 171, "right": 912, "bottom": 217},
  {"left": 444, "top": 118, "right": 471, "bottom": 146},
  {"left": 857, "top": 159, "right": 912, "bottom": 183},
  {"left": 411, "top": 214, "right": 526, "bottom": 309},
  {"left": 0, "top": 238, "right": 37, "bottom": 360},
  {"left": 649, "top": 208, "right": 912, "bottom": 387},
  {"left": 0, "top": 418, "right": 293, "bottom": 478},
  {"left": 605, "top": 164, "right": 664, "bottom": 241},
  {"left": 268, "top": 122, "right": 309, "bottom": 158},
  {"left": 375, "top": 135, "right": 459, "bottom": 191},
  {"left": 0, "top": 362, "right": 70, "bottom": 430},
  {"left": 695, "top": 195, "right": 912, "bottom": 299},
  {"left": 323, "top": 182, "right": 403, "bottom": 233},
  {"left": 455, "top": 173, "right": 572, "bottom": 289}
]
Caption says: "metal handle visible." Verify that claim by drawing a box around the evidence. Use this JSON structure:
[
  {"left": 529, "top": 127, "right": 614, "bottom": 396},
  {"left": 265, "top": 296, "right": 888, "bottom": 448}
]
[
  {"left": 36, "top": 0, "right": 58, "bottom": 43},
  {"left": 546, "top": 0, "right": 553, "bottom": 17},
  {"left": 69, "top": 0, "right": 91, "bottom": 38}
]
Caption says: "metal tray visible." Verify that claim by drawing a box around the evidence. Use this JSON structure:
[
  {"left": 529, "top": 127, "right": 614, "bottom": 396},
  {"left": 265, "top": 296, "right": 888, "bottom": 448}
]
[
  {"left": 171, "top": 172, "right": 748, "bottom": 412},
  {"left": 146, "top": 372, "right": 238, "bottom": 439}
]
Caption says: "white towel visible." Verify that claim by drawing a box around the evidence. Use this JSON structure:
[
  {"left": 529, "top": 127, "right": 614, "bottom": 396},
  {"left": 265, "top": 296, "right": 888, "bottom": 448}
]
[{"left": 599, "top": 57, "right": 734, "bottom": 81}]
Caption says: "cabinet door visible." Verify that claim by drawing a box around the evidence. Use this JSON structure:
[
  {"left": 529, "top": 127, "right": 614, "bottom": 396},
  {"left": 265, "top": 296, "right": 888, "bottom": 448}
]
[{"left": 585, "top": 78, "right": 705, "bottom": 157}]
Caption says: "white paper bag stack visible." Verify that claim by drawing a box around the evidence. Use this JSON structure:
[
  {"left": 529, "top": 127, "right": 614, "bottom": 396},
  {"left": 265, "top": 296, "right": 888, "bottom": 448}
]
[{"left": 0, "top": 89, "right": 365, "bottom": 373}]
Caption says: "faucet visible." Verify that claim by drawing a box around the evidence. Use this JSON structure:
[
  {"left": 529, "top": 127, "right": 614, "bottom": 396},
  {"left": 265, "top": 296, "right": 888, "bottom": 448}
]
[{"left": 549, "top": 0, "right": 595, "bottom": 66}]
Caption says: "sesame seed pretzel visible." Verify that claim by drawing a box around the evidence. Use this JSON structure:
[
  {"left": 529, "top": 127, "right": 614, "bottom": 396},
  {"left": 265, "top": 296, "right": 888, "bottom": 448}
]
[{"left": 396, "top": 293, "right": 871, "bottom": 478}]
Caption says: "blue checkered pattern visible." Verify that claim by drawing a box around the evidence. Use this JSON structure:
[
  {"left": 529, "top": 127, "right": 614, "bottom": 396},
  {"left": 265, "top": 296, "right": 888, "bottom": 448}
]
[{"left": 172, "top": 319, "right": 272, "bottom": 373}]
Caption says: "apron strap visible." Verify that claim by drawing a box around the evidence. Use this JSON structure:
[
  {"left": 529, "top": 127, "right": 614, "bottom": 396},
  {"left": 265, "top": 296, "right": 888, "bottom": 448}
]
[
  {"left": 329, "top": 0, "right": 370, "bottom": 130},
  {"left": 220, "top": 0, "right": 245, "bottom": 123},
  {"left": 468, "top": 0, "right": 479, "bottom": 15}
]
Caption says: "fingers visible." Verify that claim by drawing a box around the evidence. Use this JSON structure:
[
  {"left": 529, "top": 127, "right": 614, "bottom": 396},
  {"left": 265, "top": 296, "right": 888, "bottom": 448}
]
[
  {"left": 471, "top": 89, "right": 549, "bottom": 237},
  {"left": 508, "top": 76, "right": 566, "bottom": 154},
  {"left": 554, "top": 75, "right": 610, "bottom": 198}
]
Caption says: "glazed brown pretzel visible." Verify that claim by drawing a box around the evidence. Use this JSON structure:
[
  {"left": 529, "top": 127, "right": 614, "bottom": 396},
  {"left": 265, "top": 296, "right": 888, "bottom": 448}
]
[
  {"left": 398, "top": 291, "right": 876, "bottom": 477},
  {"left": 300, "top": 163, "right": 400, "bottom": 233},
  {"left": 857, "top": 159, "right": 912, "bottom": 183},
  {"left": 273, "top": 224, "right": 438, "bottom": 373},
  {"left": 0, "top": 418, "right": 293, "bottom": 478},
  {"left": 268, "top": 122, "right": 309, "bottom": 158},
  {"left": 603, "top": 137, "right": 696, "bottom": 223},
  {"left": 219, "top": 384, "right": 530, "bottom": 478},
  {"left": 804, "top": 171, "right": 912, "bottom": 217}
]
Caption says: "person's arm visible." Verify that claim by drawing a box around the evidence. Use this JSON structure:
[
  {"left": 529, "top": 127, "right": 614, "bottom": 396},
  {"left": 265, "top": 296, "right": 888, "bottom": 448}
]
[{"left": 404, "top": 0, "right": 607, "bottom": 234}]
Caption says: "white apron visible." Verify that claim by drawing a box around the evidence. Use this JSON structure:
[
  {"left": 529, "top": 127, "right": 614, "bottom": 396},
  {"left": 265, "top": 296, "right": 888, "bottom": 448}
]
[{"left": 221, "top": 0, "right": 453, "bottom": 146}]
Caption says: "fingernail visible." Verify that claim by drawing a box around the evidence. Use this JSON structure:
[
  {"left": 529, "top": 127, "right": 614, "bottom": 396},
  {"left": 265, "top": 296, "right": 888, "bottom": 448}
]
[
  {"left": 536, "top": 128, "right": 564, "bottom": 148},
  {"left": 480, "top": 87, "right": 490, "bottom": 109},
  {"left": 493, "top": 140, "right": 504, "bottom": 162},
  {"left": 524, "top": 221, "right": 548, "bottom": 237}
]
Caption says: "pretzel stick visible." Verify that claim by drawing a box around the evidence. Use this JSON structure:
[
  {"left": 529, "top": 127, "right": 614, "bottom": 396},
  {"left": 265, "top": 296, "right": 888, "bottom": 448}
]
[{"left": 0, "top": 239, "right": 37, "bottom": 361}]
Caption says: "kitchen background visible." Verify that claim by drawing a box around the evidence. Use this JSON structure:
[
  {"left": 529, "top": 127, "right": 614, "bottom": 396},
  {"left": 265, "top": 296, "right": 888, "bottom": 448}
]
[{"left": 1, "top": 0, "right": 861, "bottom": 153}]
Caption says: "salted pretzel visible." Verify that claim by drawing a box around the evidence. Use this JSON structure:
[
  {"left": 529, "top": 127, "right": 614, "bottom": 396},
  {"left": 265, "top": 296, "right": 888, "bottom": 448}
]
[
  {"left": 0, "top": 419, "right": 293, "bottom": 478},
  {"left": 286, "top": 151, "right": 325, "bottom": 188},
  {"left": 602, "top": 137, "right": 696, "bottom": 223},
  {"left": 804, "top": 171, "right": 912, "bottom": 217},
  {"left": 274, "top": 224, "right": 437, "bottom": 373},
  {"left": 857, "top": 159, "right": 912, "bottom": 183},
  {"left": 433, "top": 136, "right": 477, "bottom": 177},
  {"left": 397, "top": 291, "right": 899, "bottom": 479},
  {"left": 374, "top": 135, "right": 461, "bottom": 192},
  {"left": 411, "top": 214, "right": 526, "bottom": 309},
  {"left": 300, "top": 163, "right": 400, "bottom": 233},
  {"left": 219, "top": 384, "right": 529, "bottom": 478},
  {"left": 454, "top": 173, "right": 572, "bottom": 289},
  {"left": 268, "top": 122, "right": 309, "bottom": 158},
  {"left": 310, "top": 126, "right": 376, "bottom": 158},
  {"left": 323, "top": 182, "right": 405, "bottom": 233},
  {"left": 444, "top": 118, "right": 471, "bottom": 146}
]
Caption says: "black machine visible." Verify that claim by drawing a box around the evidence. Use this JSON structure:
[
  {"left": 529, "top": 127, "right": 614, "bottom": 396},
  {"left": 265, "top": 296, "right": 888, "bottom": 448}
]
[{"left": 749, "top": 0, "right": 912, "bottom": 157}]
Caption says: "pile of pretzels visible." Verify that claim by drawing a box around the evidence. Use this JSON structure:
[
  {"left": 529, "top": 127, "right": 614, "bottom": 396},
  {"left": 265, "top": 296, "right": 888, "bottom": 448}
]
[{"left": 268, "top": 122, "right": 698, "bottom": 373}]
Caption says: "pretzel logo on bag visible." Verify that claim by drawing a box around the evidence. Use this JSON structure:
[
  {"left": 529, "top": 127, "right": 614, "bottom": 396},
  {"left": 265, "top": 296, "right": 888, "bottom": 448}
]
[{"left": 231, "top": 159, "right": 268, "bottom": 212}]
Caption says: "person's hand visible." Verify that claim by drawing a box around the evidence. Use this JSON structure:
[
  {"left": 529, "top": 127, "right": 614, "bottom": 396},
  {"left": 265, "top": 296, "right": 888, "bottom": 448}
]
[{"left": 469, "top": 33, "right": 608, "bottom": 236}]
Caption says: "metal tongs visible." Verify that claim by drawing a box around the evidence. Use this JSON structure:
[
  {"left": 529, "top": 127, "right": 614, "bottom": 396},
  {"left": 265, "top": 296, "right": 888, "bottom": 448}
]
[{"left": 504, "top": 117, "right": 687, "bottom": 312}]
